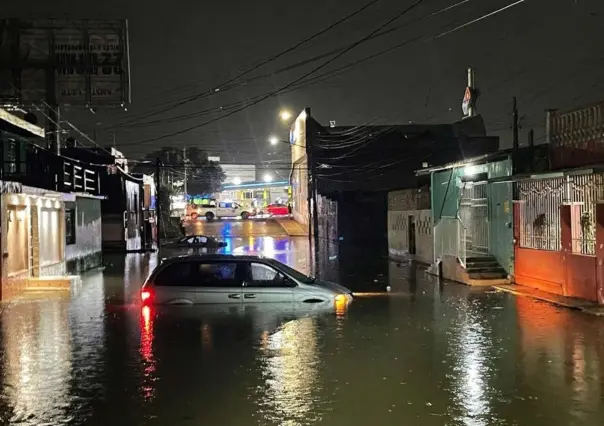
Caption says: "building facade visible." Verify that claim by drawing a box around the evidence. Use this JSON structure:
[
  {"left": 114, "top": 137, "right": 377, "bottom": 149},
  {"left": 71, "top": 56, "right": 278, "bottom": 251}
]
[
  {"left": 289, "top": 107, "right": 500, "bottom": 271},
  {"left": 421, "top": 153, "right": 514, "bottom": 285},
  {"left": 510, "top": 100, "right": 604, "bottom": 304},
  {"left": 63, "top": 148, "right": 145, "bottom": 252},
  {"left": 0, "top": 108, "right": 102, "bottom": 300},
  {"left": 387, "top": 188, "right": 432, "bottom": 264},
  {"left": 513, "top": 170, "right": 604, "bottom": 303},
  {"left": 219, "top": 180, "right": 291, "bottom": 210}
]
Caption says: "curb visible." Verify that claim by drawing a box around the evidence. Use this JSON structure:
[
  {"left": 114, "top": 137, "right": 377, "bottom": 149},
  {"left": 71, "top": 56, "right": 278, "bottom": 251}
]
[
  {"left": 493, "top": 285, "right": 604, "bottom": 317},
  {"left": 276, "top": 219, "right": 309, "bottom": 237}
]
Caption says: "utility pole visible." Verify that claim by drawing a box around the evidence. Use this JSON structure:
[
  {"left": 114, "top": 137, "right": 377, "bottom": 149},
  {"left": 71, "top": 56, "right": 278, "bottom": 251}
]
[
  {"left": 467, "top": 67, "right": 476, "bottom": 117},
  {"left": 528, "top": 128, "right": 535, "bottom": 173},
  {"left": 512, "top": 97, "right": 519, "bottom": 149},
  {"left": 46, "top": 30, "right": 61, "bottom": 154},
  {"left": 155, "top": 158, "right": 162, "bottom": 249},
  {"left": 183, "top": 147, "right": 188, "bottom": 201}
]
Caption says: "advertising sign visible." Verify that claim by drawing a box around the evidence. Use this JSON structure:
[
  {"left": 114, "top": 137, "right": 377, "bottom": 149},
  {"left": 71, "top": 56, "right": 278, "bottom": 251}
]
[
  {"left": 0, "top": 19, "right": 131, "bottom": 107},
  {"left": 462, "top": 86, "right": 472, "bottom": 116}
]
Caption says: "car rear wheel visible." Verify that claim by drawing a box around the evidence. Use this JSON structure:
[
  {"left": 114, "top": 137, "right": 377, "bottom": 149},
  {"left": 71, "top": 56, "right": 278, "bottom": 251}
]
[
  {"left": 205, "top": 212, "right": 215, "bottom": 221},
  {"left": 241, "top": 211, "right": 250, "bottom": 220}
]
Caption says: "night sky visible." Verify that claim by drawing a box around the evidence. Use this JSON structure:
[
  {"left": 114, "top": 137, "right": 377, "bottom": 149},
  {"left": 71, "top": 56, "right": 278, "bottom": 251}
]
[{"left": 4, "top": 0, "right": 604, "bottom": 167}]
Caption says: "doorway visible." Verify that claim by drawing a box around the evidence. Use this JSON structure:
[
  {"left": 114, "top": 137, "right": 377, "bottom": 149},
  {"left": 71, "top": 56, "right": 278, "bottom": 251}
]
[{"left": 408, "top": 215, "right": 416, "bottom": 255}]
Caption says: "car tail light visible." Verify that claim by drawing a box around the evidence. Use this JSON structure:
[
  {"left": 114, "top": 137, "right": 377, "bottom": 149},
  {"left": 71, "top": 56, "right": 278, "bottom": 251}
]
[{"left": 141, "top": 288, "right": 154, "bottom": 304}]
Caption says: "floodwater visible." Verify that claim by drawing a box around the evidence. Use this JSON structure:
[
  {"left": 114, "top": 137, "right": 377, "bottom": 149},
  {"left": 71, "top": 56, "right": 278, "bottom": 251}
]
[{"left": 1, "top": 221, "right": 604, "bottom": 425}]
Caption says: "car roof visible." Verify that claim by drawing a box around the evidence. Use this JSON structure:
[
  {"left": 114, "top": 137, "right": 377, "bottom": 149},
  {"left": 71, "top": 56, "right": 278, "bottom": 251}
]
[{"left": 159, "top": 253, "right": 269, "bottom": 264}]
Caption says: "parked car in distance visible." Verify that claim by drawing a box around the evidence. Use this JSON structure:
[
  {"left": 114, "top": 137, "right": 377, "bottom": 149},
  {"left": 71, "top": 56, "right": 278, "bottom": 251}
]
[
  {"left": 191, "top": 201, "right": 253, "bottom": 221},
  {"left": 140, "top": 254, "right": 353, "bottom": 307},
  {"left": 266, "top": 203, "right": 290, "bottom": 216},
  {"left": 163, "top": 235, "right": 227, "bottom": 249}
]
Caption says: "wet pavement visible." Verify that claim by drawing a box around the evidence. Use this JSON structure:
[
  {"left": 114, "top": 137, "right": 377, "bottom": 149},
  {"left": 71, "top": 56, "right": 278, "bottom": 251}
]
[
  {"left": 1, "top": 221, "right": 604, "bottom": 425},
  {"left": 184, "top": 217, "right": 289, "bottom": 238}
]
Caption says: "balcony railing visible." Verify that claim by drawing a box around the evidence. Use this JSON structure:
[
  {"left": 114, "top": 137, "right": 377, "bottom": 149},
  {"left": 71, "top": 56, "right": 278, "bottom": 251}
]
[{"left": 2, "top": 144, "right": 100, "bottom": 196}]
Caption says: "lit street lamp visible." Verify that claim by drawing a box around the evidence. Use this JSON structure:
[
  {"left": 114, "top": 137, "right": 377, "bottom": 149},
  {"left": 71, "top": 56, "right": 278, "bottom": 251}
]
[
  {"left": 279, "top": 110, "right": 292, "bottom": 122},
  {"left": 233, "top": 177, "right": 241, "bottom": 185},
  {"left": 263, "top": 173, "right": 273, "bottom": 183},
  {"left": 269, "top": 136, "right": 279, "bottom": 145}
]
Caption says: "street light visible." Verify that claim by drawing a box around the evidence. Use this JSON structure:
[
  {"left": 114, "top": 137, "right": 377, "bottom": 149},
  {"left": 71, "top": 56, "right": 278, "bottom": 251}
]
[
  {"left": 269, "top": 136, "right": 279, "bottom": 145},
  {"left": 264, "top": 173, "right": 273, "bottom": 183},
  {"left": 233, "top": 177, "right": 241, "bottom": 185},
  {"left": 279, "top": 110, "right": 292, "bottom": 122}
]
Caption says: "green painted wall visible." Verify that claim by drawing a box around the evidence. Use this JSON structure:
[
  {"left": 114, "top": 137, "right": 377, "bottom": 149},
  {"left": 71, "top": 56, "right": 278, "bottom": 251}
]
[
  {"left": 430, "top": 157, "right": 514, "bottom": 273},
  {"left": 488, "top": 181, "right": 513, "bottom": 273},
  {"left": 431, "top": 169, "right": 464, "bottom": 222},
  {"left": 486, "top": 158, "right": 513, "bottom": 274}
]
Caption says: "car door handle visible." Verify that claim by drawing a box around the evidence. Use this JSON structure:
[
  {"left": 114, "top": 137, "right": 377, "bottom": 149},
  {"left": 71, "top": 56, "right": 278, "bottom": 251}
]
[
  {"left": 228, "top": 294, "right": 241, "bottom": 299},
  {"left": 244, "top": 293, "right": 256, "bottom": 299}
]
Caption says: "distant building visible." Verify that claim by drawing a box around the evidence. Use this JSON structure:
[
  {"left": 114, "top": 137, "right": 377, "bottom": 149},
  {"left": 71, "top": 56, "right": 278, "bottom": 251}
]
[
  {"left": 220, "top": 180, "right": 290, "bottom": 210},
  {"left": 220, "top": 164, "right": 256, "bottom": 185}
]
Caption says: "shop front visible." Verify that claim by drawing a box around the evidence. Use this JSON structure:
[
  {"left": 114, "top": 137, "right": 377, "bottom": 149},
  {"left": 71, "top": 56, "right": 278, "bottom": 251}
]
[{"left": 1, "top": 187, "right": 69, "bottom": 300}]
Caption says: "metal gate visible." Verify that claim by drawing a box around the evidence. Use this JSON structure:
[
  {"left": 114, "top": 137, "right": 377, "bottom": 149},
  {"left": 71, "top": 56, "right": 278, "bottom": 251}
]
[{"left": 459, "top": 181, "right": 489, "bottom": 256}]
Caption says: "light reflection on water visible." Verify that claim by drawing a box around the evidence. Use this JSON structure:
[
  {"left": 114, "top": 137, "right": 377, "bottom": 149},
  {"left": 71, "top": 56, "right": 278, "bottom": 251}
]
[
  {"left": 0, "top": 234, "right": 603, "bottom": 425},
  {"left": 258, "top": 317, "right": 321, "bottom": 425},
  {"left": 2, "top": 300, "right": 73, "bottom": 425},
  {"left": 139, "top": 306, "right": 156, "bottom": 401}
]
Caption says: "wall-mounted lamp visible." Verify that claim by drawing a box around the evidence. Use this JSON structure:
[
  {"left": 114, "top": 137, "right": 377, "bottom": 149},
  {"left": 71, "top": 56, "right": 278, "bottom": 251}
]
[{"left": 464, "top": 165, "right": 479, "bottom": 176}]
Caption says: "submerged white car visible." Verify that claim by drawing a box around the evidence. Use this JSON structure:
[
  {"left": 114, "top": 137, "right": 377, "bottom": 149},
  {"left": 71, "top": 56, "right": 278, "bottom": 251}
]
[{"left": 140, "top": 254, "right": 353, "bottom": 306}]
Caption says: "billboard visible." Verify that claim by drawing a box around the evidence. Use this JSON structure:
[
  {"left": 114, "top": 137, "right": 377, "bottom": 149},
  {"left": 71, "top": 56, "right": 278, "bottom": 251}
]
[{"left": 0, "top": 19, "right": 131, "bottom": 107}]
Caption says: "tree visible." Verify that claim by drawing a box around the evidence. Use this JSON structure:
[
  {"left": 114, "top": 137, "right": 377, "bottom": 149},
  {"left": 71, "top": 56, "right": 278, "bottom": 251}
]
[
  {"left": 136, "top": 146, "right": 226, "bottom": 196},
  {"left": 134, "top": 147, "right": 226, "bottom": 239}
]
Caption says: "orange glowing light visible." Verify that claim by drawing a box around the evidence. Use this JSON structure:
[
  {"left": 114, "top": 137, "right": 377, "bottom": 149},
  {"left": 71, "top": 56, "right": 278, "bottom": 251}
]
[{"left": 334, "top": 295, "right": 348, "bottom": 316}]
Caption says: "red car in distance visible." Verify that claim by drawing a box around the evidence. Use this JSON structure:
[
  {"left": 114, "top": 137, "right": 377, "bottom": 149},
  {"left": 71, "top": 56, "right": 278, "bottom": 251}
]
[{"left": 266, "top": 203, "right": 290, "bottom": 216}]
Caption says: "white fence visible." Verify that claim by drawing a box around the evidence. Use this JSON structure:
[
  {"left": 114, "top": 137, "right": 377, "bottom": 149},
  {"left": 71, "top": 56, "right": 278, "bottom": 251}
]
[
  {"left": 516, "top": 173, "right": 604, "bottom": 255},
  {"left": 434, "top": 216, "right": 467, "bottom": 267}
]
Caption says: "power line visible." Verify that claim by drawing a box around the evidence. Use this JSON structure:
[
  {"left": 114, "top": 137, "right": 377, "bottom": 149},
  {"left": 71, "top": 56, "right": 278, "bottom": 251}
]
[
  {"left": 107, "top": 0, "right": 383, "bottom": 129},
  {"left": 117, "top": 0, "right": 528, "bottom": 147},
  {"left": 119, "top": 0, "right": 427, "bottom": 147},
  {"left": 109, "top": 0, "right": 471, "bottom": 132}
]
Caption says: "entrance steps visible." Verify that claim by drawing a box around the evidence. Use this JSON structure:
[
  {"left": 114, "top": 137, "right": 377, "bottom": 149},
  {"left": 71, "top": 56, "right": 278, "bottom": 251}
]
[{"left": 465, "top": 255, "right": 508, "bottom": 280}]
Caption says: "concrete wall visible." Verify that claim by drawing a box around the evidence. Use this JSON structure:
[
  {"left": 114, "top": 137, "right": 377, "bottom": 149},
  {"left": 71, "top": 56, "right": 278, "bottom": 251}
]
[
  {"left": 388, "top": 209, "right": 433, "bottom": 264},
  {"left": 290, "top": 109, "right": 309, "bottom": 226},
  {"left": 388, "top": 189, "right": 432, "bottom": 264},
  {"left": 291, "top": 158, "right": 308, "bottom": 226},
  {"left": 65, "top": 196, "right": 102, "bottom": 273}
]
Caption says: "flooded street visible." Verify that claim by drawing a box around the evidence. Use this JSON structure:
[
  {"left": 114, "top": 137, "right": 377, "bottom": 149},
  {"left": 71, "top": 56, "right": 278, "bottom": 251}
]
[{"left": 1, "top": 220, "right": 603, "bottom": 425}]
